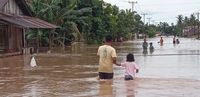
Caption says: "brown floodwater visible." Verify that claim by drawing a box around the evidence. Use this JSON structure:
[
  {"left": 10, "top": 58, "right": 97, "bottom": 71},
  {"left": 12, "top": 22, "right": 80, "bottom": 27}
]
[{"left": 0, "top": 36, "right": 200, "bottom": 97}]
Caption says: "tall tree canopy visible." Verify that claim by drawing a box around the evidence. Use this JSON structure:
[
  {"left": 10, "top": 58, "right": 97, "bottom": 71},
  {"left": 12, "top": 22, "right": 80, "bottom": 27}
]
[{"left": 27, "top": 0, "right": 158, "bottom": 48}]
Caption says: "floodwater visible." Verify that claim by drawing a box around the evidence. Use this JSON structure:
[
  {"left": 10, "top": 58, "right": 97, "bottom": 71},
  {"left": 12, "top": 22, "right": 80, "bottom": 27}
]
[{"left": 0, "top": 36, "right": 200, "bottom": 97}]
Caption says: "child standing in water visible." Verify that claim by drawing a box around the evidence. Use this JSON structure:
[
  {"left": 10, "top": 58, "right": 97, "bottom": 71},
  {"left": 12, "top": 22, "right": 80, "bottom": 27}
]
[
  {"left": 149, "top": 42, "right": 154, "bottom": 50},
  {"left": 117, "top": 53, "right": 139, "bottom": 80},
  {"left": 149, "top": 42, "right": 154, "bottom": 54}
]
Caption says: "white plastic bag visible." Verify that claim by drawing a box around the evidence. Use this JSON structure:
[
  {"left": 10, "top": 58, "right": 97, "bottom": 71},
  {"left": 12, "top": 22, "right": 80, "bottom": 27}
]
[{"left": 30, "top": 56, "right": 37, "bottom": 67}]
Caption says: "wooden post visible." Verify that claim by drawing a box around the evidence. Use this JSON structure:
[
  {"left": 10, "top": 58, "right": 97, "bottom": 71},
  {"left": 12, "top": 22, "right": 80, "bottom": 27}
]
[
  {"left": 49, "top": 29, "right": 55, "bottom": 52},
  {"left": 36, "top": 29, "right": 39, "bottom": 53}
]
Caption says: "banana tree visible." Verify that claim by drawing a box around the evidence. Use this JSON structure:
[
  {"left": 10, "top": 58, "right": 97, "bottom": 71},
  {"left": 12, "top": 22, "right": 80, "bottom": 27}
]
[{"left": 27, "top": 0, "right": 91, "bottom": 50}]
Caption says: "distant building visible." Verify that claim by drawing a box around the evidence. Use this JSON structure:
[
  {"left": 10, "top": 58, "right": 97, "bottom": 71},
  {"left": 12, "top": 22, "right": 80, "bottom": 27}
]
[
  {"left": 182, "top": 26, "right": 198, "bottom": 37},
  {"left": 0, "top": 0, "right": 57, "bottom": 56}
]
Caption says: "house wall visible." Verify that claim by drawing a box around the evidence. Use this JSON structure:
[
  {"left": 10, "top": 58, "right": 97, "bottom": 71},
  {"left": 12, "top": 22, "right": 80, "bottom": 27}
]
[
  {"left": 183, "top": 26, "right": 198, "bottom": 37},
  {"left": 7, "top": 24, "right": 23, "bottom": 52},
  {"left": 0, "top": 0, "right": 24, "bottom": 53},
  {"left": 0, "top": 24, "right": 8, "bottom": 53}
]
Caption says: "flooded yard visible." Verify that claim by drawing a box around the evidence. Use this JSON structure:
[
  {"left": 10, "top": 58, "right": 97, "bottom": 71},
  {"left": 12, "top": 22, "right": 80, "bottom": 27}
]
[{"left": 0, "top": 36, "right": 200, "bottom": 97}]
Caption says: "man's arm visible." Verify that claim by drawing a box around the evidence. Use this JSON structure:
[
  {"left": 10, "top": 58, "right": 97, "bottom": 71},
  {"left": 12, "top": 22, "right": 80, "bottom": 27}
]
[
  {"left": 113, "top": 57, "right": 121, "bottom": 66},
  {"left": 112, "top": 57, "right": 117, "bottom": 65},
  {"left": 112, "top": 48, "right": 118, "bottom": 65}
]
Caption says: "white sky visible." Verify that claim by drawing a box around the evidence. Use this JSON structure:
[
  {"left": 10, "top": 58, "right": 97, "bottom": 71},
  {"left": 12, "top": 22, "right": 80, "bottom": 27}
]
[{"left": 104, "top": 0, "right": 200, "bottom": 24}]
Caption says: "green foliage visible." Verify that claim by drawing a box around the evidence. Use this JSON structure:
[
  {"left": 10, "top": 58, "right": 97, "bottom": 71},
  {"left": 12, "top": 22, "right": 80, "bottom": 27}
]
[
  {"left": 27, "top": 0, "right": 152, "bottom": 46},
  {"left": 146, "top": 25, "right": 156, "bottom": 38}
]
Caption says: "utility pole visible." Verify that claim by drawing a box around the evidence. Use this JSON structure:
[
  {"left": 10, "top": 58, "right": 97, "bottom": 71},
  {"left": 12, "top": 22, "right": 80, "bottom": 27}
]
[
  {"left": 141, "top": 13, "right": 147, "bottom": 24},
  {"left": 147, "top": 17, "right": 152, "bottom": 25},
  {"left": 128, "top": 1, "right": 137, "bottom": 12},
  {"left": 151, "top": 20, "right": 156, "bottom": 25}
]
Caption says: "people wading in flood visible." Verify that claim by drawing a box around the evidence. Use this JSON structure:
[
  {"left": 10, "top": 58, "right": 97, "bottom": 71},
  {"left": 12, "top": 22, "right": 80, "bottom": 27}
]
[
  {"left": 160, "top": 37, "right": 164, "bottom": 46},
  {"left": 176, "top": 39, "right": 180, "bottom": 44},
  {"left": 173, "top": 36, "right": 176, "bottom": 44},
  {"left": 117, "top": 53, "right": 139, "bottom": 80},
  {"left": 149, "top": 42, "right": 154, "bottom": 54},
  {"left": 142, "top": 38, "right": 148, "bottom": 55},
  {"left": 97, "top": 35, "right": 117, "bottom": 80},
  {"left": 142, "top": 38, "right": 148, "bottom": 50}
]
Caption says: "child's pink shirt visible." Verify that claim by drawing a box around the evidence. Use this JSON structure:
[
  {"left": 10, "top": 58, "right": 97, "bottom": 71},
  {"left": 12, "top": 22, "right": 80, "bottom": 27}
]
[{"left": 121, "top": 62, "right": 139, "bottom": 77}]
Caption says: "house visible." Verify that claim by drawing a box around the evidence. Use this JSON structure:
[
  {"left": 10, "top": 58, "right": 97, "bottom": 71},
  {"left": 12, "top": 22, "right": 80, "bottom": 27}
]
[
  {"left": 182, "top": 26, "right": 198, "bottom": 37},
  {"left": 0, "top": 0, "right": 57, "bottom": 56}
]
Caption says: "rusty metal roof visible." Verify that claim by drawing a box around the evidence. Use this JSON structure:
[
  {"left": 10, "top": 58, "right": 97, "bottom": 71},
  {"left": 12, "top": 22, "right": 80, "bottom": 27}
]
[
  {"left": 0, "top": 13, "right": 57, "bottom": 29},
  {"left": 0, "top": 0, "right": 9, "bottom": 9}
]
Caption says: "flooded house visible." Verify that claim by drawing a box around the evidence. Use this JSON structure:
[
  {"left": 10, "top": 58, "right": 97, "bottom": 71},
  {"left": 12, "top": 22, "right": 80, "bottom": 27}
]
[
  {"left": 182, "top": 26, "right": 198, "bottom": 37},
  {"left": 0, "top": 0, "right": 57, "bottom": 56}
]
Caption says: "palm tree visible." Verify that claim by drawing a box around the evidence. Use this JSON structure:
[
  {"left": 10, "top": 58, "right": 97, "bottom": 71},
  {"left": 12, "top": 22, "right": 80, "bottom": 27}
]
[
  {"left": 189, "top": 14, "right": 197, "bottom": 36},
  {"left": 176, "top": 15, "right": 184, "bottom": 36}
]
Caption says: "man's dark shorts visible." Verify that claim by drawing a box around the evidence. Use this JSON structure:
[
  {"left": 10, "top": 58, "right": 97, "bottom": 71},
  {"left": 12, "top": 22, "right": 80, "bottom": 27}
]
[{"left": 99, "top": 72, "right": 113, "bottom": 79}]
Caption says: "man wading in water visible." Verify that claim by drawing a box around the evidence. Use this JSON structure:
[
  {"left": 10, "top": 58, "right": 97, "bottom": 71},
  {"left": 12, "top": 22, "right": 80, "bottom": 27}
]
[{"left": 97, "top": 35, "right": 117, "bottom": 80}]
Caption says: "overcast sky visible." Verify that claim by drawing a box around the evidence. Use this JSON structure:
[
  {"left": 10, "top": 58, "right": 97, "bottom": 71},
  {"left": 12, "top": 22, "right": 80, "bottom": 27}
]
[{"left": 104, "top": 0, "right": 200, "bottom": 24}]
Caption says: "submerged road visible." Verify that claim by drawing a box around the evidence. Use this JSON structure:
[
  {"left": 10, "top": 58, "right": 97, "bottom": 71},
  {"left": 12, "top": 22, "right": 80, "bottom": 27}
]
[{"left": 0, "top": 36, "right": 200, "bottom": 97}]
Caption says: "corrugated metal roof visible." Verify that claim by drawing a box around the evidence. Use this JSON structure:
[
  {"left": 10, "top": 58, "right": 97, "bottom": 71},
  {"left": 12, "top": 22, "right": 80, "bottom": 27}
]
[
  {"left": 0, "top": 0, "right": 9, "bottom": 9},
  {"left": 0, "top": 13, "right": 57, "bottom": 29}
]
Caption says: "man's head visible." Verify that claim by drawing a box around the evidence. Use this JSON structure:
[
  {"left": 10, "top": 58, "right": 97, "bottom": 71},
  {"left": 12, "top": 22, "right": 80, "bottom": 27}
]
[{"left": 105, "top": 35, "right": 113, "bottom": 42}]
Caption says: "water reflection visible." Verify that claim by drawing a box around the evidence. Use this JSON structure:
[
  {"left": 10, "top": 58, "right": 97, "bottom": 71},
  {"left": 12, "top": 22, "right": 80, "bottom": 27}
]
[
  {"left": 125, "top": 80, "right": 136, "bottom": 97},
  {"left": 142, "top": 49, "right": 148, "bottom": 55},
  {"left": 98, "top": 81, "right": 113, "bottom": 96},
  {"left": 149, "top": 49, "right": 154, "bottom": 54}
]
